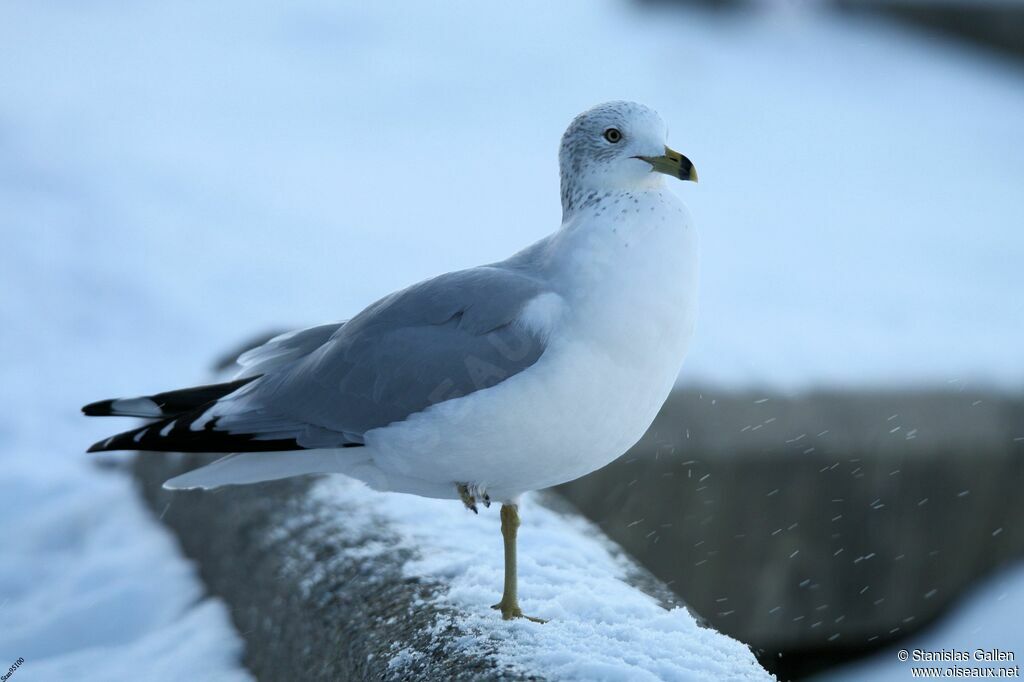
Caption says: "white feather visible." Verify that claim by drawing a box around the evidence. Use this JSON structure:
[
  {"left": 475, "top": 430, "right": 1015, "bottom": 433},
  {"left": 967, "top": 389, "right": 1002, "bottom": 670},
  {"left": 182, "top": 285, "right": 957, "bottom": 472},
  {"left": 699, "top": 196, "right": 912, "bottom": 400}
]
[
  {"left": 163, "top": 451, "right": 345, "bottom": 490},
  {"left": 110, "top": 397, "right": 162, "bottom": 417}
]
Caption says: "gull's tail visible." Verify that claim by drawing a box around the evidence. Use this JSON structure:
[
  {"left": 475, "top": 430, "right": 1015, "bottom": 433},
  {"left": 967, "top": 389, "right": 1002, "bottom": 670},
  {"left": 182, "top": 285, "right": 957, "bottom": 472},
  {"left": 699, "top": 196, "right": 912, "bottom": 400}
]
[
  {"left": 82, "top": 376, "right": 303, "bottom": 454},
  {"left": 83, "top": 374, "right": 363, "bottom": 455},
  {"left": 81, "top": 326, "right": 369, "bottom": 489}
]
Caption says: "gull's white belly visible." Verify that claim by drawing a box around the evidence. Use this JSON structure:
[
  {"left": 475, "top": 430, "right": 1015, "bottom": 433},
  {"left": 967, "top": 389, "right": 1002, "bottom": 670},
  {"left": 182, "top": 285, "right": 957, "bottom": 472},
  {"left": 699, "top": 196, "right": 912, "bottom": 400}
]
[
  {"left": 360, "top": 191, "right": 698, "bottom": 502},
  {"left": 363, "top": 337, "right": 679, "bottom": 500}
]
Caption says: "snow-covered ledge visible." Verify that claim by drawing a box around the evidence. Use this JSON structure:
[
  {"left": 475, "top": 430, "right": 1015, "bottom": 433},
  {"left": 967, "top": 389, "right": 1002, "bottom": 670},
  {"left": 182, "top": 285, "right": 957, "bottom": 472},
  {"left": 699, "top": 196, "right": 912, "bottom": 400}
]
[{"left": 133, "top": 452, "right": 772, "bottom": 681}]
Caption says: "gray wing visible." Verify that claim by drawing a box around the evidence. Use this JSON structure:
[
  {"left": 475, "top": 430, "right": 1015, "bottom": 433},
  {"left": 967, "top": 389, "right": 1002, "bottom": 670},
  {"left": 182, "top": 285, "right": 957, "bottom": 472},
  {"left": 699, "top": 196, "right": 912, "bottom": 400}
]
[
  {"left": 234, "top": 322, "right": 346, "bottom": 378},
  {"left": 205, "top": 264, "right": 552, "bottom": 447}
]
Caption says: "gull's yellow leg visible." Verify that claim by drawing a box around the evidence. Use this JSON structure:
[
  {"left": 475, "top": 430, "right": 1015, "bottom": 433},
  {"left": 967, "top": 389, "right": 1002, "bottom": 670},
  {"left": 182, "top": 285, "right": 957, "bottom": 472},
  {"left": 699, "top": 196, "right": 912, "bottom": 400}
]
[{"left": 491, "top": 503, "right": 546, "bottom": 623}]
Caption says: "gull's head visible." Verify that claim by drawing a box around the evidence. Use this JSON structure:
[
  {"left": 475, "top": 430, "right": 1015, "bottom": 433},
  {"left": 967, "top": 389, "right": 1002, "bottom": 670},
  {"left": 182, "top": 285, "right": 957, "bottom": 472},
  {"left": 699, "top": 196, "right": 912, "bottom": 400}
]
[{"left": 559, "top": 101, "right": 696, "bottom": 216}]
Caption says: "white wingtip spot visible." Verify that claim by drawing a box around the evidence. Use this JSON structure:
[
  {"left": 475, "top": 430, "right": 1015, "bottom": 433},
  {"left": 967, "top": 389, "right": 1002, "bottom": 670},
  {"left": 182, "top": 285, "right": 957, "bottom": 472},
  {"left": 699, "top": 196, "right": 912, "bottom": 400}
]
[
  {"left": 189, "top": 409, "right": 215, "bottom": 432},
  {"left": 111, "top": 397, "right": 163, "bottom": 417}
]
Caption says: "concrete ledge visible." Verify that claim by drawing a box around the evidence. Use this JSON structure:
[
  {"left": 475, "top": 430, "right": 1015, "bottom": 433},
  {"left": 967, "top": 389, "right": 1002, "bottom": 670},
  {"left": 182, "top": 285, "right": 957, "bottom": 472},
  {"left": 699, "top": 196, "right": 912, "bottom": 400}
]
[
  {"left": 134, "top": 458, "right": 504, "bottom": 681},
  {"left": 133, "top": 451, "right": 771, "bottom": 681},
  {"left": 835, "top": 0, "right": 1024, "bottom": 61}
]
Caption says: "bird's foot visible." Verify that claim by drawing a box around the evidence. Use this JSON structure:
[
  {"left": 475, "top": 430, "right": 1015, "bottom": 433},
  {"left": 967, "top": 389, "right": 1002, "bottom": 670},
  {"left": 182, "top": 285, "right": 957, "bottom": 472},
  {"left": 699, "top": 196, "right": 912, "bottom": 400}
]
[
  {"left": 491, "top": 599, "right": 547, "bottom": 623},
  {"left": 457, "top": 483, "right": 478, "bottom": 513},
  {"left": 456, "top": 482, "right": 491, "bottom": 513}
]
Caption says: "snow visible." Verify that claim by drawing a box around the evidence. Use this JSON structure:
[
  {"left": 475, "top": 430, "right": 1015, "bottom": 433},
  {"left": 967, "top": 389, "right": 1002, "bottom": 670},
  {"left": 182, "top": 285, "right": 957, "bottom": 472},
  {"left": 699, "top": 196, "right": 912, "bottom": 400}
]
[
  {"left": 3, "top": 1, "right": 1022, "bottom": 394},
  {"left": 307, "top": 478, "right": 772, "bottom": 681},
  {"left": 0, "top": 461, "right": 252, "bottom": 682},
  {"left": 819, "top": 562, "right": 1024, "bottom": 681},
  {"left": 1, "top": 0, "right": 1021, "bottom": 679}
]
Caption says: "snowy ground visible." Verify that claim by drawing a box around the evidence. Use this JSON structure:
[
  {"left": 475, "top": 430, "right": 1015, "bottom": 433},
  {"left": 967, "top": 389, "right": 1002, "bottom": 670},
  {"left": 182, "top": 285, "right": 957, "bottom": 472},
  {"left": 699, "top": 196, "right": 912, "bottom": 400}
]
[
  {"left": 2, "top": 0, "right": 1022, "bottom": 679},
  {"left": 0, "top": 461, "right": 252, "bottom": 682},
  {"left": 303, "top": 478, "right": 771, "bottom": 680}
]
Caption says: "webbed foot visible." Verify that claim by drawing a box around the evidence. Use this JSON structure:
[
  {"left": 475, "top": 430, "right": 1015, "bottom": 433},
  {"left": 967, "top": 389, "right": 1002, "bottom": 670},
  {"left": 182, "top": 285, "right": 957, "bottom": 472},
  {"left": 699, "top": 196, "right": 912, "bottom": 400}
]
[
  {"left": 491, "top": 599, "right": 547, "bottom": 623},
  {"left": 457, "top": 482, "right": 492, "bottom": 512},
  {"left": 457, "top": 483, "right": 478, "bottom": 513}
]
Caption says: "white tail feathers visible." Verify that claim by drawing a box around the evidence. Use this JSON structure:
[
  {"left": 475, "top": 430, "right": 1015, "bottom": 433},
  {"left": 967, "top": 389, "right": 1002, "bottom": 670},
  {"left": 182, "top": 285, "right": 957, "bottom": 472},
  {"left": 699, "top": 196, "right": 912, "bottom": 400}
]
[{"left": 162, "top": 451, "right": 351, "bottom": 490}]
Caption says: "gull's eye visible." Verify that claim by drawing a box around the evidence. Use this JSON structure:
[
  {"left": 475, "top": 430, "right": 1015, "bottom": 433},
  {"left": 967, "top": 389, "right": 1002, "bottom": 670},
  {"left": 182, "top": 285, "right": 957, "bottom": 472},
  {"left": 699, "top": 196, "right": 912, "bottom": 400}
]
[{"left": 603, "top": 128, "right": 622, "bottom": 143}]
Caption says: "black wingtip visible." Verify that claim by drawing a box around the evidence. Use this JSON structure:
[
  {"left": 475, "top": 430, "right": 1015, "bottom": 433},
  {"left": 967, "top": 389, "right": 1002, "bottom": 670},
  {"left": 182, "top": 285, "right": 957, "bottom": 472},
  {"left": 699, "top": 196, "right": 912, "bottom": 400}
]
[
  {"left": 87, "top": 437, "right": 111, "bottom": 453},
  {"left": 82, "top": 399, "right": 115, "bottom": 416}
]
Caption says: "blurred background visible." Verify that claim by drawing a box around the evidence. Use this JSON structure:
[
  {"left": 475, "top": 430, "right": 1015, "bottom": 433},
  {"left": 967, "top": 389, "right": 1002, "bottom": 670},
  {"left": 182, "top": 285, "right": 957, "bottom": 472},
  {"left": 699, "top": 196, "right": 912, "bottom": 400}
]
[{"left": 1, "top": 0, "right": 1022, "bottom": 679}]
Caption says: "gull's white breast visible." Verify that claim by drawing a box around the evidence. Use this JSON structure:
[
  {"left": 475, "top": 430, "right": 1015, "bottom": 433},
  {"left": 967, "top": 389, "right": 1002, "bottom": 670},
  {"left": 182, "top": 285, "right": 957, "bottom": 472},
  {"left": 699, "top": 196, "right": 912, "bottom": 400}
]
[{"left": 361, "top": 188, "right": 698, "bottom": 502}]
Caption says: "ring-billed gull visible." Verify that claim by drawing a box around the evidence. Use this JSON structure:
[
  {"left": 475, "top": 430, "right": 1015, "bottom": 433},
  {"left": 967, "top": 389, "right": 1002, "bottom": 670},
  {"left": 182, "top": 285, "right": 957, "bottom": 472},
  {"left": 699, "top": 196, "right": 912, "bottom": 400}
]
[{"left": 84, "top": 101, "right": 699, "bottom": 621}]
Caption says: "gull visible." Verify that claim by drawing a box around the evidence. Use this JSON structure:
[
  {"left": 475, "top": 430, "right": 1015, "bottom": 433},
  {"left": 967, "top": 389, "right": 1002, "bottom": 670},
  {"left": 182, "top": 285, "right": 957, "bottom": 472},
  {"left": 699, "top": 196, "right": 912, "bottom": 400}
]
[{"left": 84, "top": 101, "right": 699, "bottom": 622}]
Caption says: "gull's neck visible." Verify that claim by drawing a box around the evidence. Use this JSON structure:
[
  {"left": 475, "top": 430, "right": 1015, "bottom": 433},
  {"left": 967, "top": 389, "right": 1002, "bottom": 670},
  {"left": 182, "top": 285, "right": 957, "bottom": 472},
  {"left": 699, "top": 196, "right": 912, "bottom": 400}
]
[{"left": 560, "top": 176, "right": 666, "bottom": 223}]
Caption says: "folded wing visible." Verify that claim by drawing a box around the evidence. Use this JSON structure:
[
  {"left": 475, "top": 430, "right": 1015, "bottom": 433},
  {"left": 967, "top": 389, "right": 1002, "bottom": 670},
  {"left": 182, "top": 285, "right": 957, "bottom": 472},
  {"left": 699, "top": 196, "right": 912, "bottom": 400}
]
[{"left": 86, "top": 264, "right": 553, "bottom": 453}]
